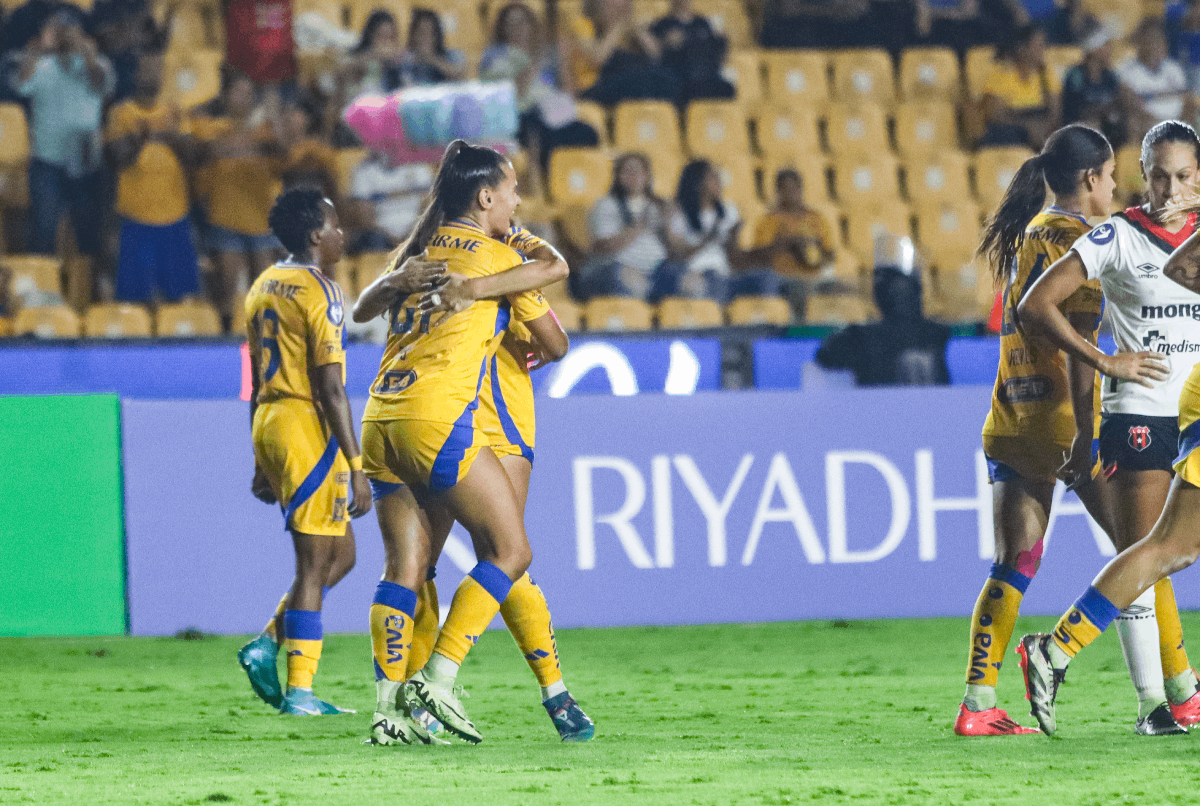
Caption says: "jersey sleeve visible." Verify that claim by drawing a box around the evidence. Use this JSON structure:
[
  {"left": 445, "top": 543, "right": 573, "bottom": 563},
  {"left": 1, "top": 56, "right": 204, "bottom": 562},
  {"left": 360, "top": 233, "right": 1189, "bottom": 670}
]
[
  {"left": 1071, "top": 220, "right": 1120, "bottom": 282},
  {"left": 508, "top": 289, "right": 551, "bottom": 323},
  {"left": 503, "top": 225, "right": 551, "bottom": 257},
  {"left": 306, "top": 279, "right": 347, "bottom": 367}
]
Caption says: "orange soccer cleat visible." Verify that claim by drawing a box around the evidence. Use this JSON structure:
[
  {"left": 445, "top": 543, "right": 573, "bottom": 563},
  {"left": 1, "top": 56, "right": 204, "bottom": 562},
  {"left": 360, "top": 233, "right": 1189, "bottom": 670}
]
[
  {"left": 1170, "top": 687, "right": 1200, "bottom": 728},
  {"left": 953, "top": 703, "right": 1040, "bottom": 736}
]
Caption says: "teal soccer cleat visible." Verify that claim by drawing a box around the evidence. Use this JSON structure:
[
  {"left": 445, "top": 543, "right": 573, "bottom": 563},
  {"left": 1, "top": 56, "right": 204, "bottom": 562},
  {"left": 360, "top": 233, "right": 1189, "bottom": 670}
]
[
  {"left": 543, "top": 692, "right": 595, "bottom": 742},
  {"left": 237, "top": 634, "right": 282, "bottom": 708},
  {"left": 279, "top": 687, "right": 356, "bottom": 716}
]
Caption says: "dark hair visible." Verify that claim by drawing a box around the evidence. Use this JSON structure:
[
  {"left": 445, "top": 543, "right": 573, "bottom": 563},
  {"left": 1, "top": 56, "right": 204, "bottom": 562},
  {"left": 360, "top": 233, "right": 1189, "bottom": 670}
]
[
  {"left": 1141, "top": 119, "right": 1200, "bottom": 169},
  {"left": 609, "top": 153, "right": 659, "bottom": 227},
  {"left": 775, "top": 168, "right": 801, "bottom": 190},
  {"left": 676, "top": 159, "right": 724, "bottom": 234},
  {"left": 397, "top": 140, "right": 508, "bottom": 261},
  {"left": 408, "top": 8, "right": 447, "bottom": 56},
  {"left": 269, "top": 187, "right": 330, "bottom": 256},
  {"left": 354, "top": 10, "right": 398, "bottom": 55},
  {"left": 999, "top": 23, "right": 1044, "bottom": 63},
  {"left": 978, "top": 123, "right": 1112, "bottom": 288},
  {"left": 492, "top": 2, "right": 539, "bottom": 48}
]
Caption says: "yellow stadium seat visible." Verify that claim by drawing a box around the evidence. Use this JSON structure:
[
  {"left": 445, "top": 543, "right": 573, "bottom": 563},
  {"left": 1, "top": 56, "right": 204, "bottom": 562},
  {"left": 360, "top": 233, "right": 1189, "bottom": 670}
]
[
  {"left": 932, "top": 255, "right": 992, "bottom": 321},
  {"left": 964, "top": 46, "right": 996, "bottom": 100},
  {"left": 0, "top": 103, "right": 29, "bottom": 164},
  {"left": 1115, "top": 143, "right": 1144, "bottom": 205},
  {"left": 726, "top": 294, "right": 793, "bottom": 326},
  {"left": 614, "top": 101, "right": 682, "bottom": 155},
  {"left": 548, "top": 148, "right": 612, "bottom": 206},
  {"left": 685, "top": 101, "right": 752, "bottom": 160},
  {"left": 1044, "top": 46, "right": 1082, "bottom": 86},
  {"left": 825, "top": 103, "right": 891, "bottom": 158},
  {"left": 155, "top": 301, "right": 222, "bottom": 337},
  {"left": 355, "top": 251, "right": 395, "bottom": 295},
  {"left": 584, "top": 296, "right": 654, "bottom": 331},
  {"left": 436, "top": 5, "right": 486, "bottom": 59},
  {"left": 805, "top": 292, "right": 873, "bottom": 325},
  {"left": 1, "top": 255, "right": 61, "bottom": 298},
  {"left": 834, "top": 154, "right": 902, "bottom": 210},
  {"left": 831, "top": 49, "right": 895, "bottom": 105},
  {"left": 894, "top": 101, "right": 958, "bottom": 159},
  {"left": 167, "top": 3, "right": 216, "bottom": 49},
  {"left": 710, "top": 154, "right": 759, "bottom": 213},
  {"left": 163, "top": 48, "right": 223, "bottom": 109},
  {"left": 1085, "top": 0, "right": 1145, "bottom": 39},
  {"left": 331, "top": 257, "right": 356, "bottom": 299},
  {"left": 575, "top": 100, "right": 609, "bottom": 145},
  {"left": 335, "top": 148, "right": 368, "bottom": 198},
  {"left": 657, "top": 296, "right": 723, "bottom": 328},
  {"left": 649, "top": 152, "right": 686, "bottom": 199},
  {"left": 754, "top": 105, "right": 821, "bottom": 160},
  {"left": 542, "top": 278, "right": 573, "bottom": 304},
  {"left": 632, "top": 0, "right": 671, "bottom": 25},
  {"left": 555, "top": 204, "right": 591, "bottom": 252},
  {"left": 13, "top": 305, "right": 81, "bottom": 338},
  {"left": 915, "top": 200, "right": 982, "bottom": 271},
  {"left": 549, "top": 297, "right": 583, "bottom": 331},
  {"left": 85, "top": 303, "right": 153, "bottom": 338},
  {"left": 0, "top": 316, "right": 11, "bottom": 337},
  {"left": 762, "top": 50, "right": 830, "bottom": 106},
  {"left": 0, "top": 162, "right": 28, "bottom": 209},
  {"left": 904, "top": 151, "right": 973, "bottom": 207},
  {"left": 974, "top": 146, "right": 1036, "bottom": 214},
  {"left": 845, "top": 204, "right": 913, "bottom": 265},
  {"left": 899, "top": 47, "right": 961, "bottom": 102},
  {"left": 694, "top": 0, "right": 752, "bottom": 46},
  {"left": 721, "top": 50, "right": 764, "bottom": 103}
]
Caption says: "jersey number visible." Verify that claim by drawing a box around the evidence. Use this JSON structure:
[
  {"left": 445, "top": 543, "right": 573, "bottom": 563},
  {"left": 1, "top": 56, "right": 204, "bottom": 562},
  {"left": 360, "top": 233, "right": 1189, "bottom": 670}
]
[
  {"left": 1000, "top": 252, "right": 1048, "bottom": 336},
  {"left": 390, "top": 306, "right": 432, "bottom": 336},
  {"left": 257, "top": 309, "right": 282, "bottom": 382}
]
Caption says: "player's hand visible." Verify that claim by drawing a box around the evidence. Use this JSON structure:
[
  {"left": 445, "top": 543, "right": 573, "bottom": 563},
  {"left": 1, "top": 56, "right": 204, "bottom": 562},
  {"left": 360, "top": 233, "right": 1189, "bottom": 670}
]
[
  {"left": 418, "top": 272, "right": 474, "bottom": 327},
  {"left": 1099, "top": 351, "right": 1169, "bottom": 388},
  {"left": 385, "top": 251, "right": 446, "bottom": 295},
  {"left": 1058, "top": 432, "right": 1095, "bottom": 492},
  {"left": 348, "top": 469, "right": 372, "bottom": 518},
  {"left": 251, "top": 465, "right": 276, "bottom": 504}
]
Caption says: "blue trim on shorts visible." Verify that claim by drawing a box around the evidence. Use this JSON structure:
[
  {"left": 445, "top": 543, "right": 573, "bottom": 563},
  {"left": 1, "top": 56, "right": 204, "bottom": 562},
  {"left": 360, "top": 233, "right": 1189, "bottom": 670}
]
[
  {"left": 282, "top": 609, "right": 323, "bottom": 641},
  {"left": 988, "top": 562, "right": 1032, "bottom": 594},
  {"left": 1092, "top": 437, "right": 1100, "bottom": 465},
  {"left": 373, "top": 581, "right": 417, "bottom": 616},
  {"left": 1074, "top": 585, "right": 1120, "bottom": 631},
  {"left": 1177, "top": 419, "right": 1200, "bottom": 467},
  {"left": 495, "top": 300, "right": 511, "bottom": 336},
  {"left": 428, "top": 360, "right": 490, "bottom": 492},
  {"left": 469, "top": 560, "right": 513, "bottom": 603},
  {"left": 985, "top": 455, "right": 1020, "bottom": 483},
  {"left": 369, "top": 478, "right": 405, "bottom": 501},
  {"left": 490, "top": 354, "right": 534, "bottom": 463},
  {"left": 282, "top": 435, "right": 340, "bottom": 531}
]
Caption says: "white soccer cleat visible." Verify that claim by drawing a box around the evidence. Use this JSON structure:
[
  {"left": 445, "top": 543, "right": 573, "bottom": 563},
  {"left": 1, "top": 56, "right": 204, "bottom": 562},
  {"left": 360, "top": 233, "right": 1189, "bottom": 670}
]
[{"left": 402, "top": 669, "right": 482, "bottom": 744}]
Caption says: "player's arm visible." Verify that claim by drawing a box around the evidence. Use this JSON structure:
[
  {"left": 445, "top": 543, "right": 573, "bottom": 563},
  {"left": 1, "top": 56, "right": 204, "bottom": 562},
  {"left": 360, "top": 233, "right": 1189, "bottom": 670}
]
[
  {"left": 247, "top": 321, "right": 276, "bottom": 504},
  {"left": 312, "top": 363, "right": 371, "bottom": 519},
  {"left": 352, "top": 251, "right": 448, "bottom": 323},
  {"left": 1060, "top": 312, "right": 1100, "bottom": 491},
  {"left": 520, "top": 309, "right": 570, "bottom": 369},
  {"left": 1018, "top": 250, "right": 1168, "bottom": 387},
  {"left": 1164, "top": 229, "right": 1200, "bottom": 295},
  {"left": 420, "top": 254, "right": 569, "bottom": 323}
]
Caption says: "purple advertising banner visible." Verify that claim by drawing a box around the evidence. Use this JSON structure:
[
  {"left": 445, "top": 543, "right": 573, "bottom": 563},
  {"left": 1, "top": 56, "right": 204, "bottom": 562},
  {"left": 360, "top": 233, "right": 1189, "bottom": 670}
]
[{"left": 121, "top": 388, "right": 1200, "bottom": 636}]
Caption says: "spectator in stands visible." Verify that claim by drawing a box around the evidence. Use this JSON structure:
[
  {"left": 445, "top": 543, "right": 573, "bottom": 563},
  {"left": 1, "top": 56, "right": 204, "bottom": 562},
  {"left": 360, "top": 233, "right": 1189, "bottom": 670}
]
[
  {"left": 649, "top": 0, "right": 734, "bottom": 102},
  {"left": 347, "top": 150, "right": 434, "bottom": 252},
  {"left": 662, "top": 159, "right": 746, "bottom": 302},
  {"left": 913, "top": 0, "right": 1006, "bottom": 52},
  {"left": 105, "top": 50, "right": 200, "bottom": 305},
  {"left": 1118, "top": 18, "right": 1194, "bottom": 142},
  {"left": 224, "top": 0, "right": 298, "bottom": 93},
  {"left": 1018, "top": 0, "right": 1086, "bottom": 45},
  {"left": 1061, "top": 22, "right": 1130, "bottom": 148},
  {"left": 759, "top": 0, "right": 883, "bottom": 50},
  {"left": 341, "top": 10, "right": 405, "bottom": 99},
  {"left": 91, "top": 0, "right": 168, "bottom": 104},
  {"left": 980, "top": 24, "right": 1060, "bottom": 149},
  {"left": 192, "top": 67, "right": 285, "bottom": 331},
  {"left": 1167, "top": 0, "right": 1200, "bottom": 97},
  {"left": 582, "top": 152, "right": 669, "bottom": 299},
  {"left": 816, "top": 257, "right": 950, "bottom": 386},
  {"left": 280, "top": 94, "right": 338, "bottom": 199},
  {"left": 563, "top": 0, "right": 680, "bottom": 105},
  {"left": 398, "top": 8, "right": 466, "bottom": 86},
  {"left": 745, "top": 169, "right": 835, "bottom": 312},
  {"left": 12, "top": 10, "right": 114, "bottom": 258},
  {"left": 479, "top": 2, "right": 599, "bottom": 171}
]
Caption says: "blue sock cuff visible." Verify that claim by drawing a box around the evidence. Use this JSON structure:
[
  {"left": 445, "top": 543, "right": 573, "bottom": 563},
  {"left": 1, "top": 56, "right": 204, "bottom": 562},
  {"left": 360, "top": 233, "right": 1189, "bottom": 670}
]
[
  {"left": 469, "top": 561, "right": 513, "bottom": 604},
  {"left": 373, "top": 581, "right": 417, "bottom": 616},
  {"left": 282, "top": 609, "right": 322, "bottom": 641},
  {"left": 1075, "top": 586, "right": 1120, "bottom": 631},
  {"left": 426, "top": 566, "right": 437, "bottom": 582},
  {"left": 988, "top": 562, "right": 1033, "bottom": 595}
]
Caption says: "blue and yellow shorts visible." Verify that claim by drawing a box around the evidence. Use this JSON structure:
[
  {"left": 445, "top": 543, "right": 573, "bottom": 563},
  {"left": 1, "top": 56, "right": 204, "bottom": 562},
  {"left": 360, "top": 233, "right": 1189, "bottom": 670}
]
[
  {"left": 1174, "top": 367, "right": 1200, "bottom": 487},
  {"left": 252, "top": 398, "right": 349, "bottom": 536},
  {"left": 362, "top": 418, "right": 489, "bottom": 496},
  {"left": 982, "top": 435, "right": 1070, "bottom": 486}
]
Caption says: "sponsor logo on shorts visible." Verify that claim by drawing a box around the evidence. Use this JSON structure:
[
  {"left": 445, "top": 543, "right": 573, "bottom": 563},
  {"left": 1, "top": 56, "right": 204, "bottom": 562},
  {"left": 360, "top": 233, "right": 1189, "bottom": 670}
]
[
  {"left": 1142, "top": 330, "right": 1200, "bottom": 355},
  {"left": 1128, "top": 426, "right": 1152, "bottom": 452},
  {"left": 333, "top": 497, "right": 347, "bottom": 521},
  {"left": 997, "top": 375, "right": 1054, "bottom": 403},
  {"left": 373, "top": 369, "right": 418, "bottom": 395},
  {"left": 335, "top": 472, "right": 350, "bottom": 484},
  {"left": 1142, "top": 303, "right": 1200, "bottom": 320},
  {"left": 1089, "top": 223, "right": 1115, "bottom": 244}
]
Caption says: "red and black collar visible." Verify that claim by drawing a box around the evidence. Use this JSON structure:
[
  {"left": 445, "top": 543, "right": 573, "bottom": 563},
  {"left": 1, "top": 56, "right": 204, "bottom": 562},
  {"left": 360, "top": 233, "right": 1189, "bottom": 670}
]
[{"left": 1115, "top": 206, "right": 1197, "bottom": 254}]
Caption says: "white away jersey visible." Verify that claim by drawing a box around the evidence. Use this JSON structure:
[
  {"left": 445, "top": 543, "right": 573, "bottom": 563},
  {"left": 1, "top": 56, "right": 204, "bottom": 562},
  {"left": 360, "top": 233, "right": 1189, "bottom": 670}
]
[{"left": 1073, "top": 206, "right": 1200, "bottom": 417}]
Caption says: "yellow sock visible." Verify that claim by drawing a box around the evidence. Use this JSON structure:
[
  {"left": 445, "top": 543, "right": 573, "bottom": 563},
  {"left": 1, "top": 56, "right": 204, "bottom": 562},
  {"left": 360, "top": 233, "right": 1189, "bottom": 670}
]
[
  {"left": 409, "top": 579, "right": 440, "bottom": 677},
  {"left": 1052, "top": 586, "right": 1120, "bottom": 658},
  {"left": 500, "top": 573, "right": 562, "bottom": 688},
  {"left": 1156, "top": 578, "right": 1191, "bottom": 679},
  {"left": 263, "top": 591, "right": 289, "bottom": 642},
  {"left": 282, "top": 610, "right": 322, "bottom": 690},
  {"left": 965, "top": 564, "right": 1031, "bottom": 688},
  {"left": 433, "top": 562, "right": 513, "bottom": 666},
  {"left": 370, "top": 581, "right": 418, "bottom": 682}
]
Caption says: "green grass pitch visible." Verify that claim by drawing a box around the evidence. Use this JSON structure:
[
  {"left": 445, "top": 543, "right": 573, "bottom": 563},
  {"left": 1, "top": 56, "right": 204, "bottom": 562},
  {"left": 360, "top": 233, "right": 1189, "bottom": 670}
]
[{"left": 7, "top": 615, "right": 1200, "bottom": 805}]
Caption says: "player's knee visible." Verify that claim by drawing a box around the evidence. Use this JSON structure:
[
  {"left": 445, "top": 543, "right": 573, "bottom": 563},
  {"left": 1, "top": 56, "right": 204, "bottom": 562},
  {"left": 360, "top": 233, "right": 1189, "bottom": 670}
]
[{"left": 496, "top": 541, "right": 532, "bottom": 578}]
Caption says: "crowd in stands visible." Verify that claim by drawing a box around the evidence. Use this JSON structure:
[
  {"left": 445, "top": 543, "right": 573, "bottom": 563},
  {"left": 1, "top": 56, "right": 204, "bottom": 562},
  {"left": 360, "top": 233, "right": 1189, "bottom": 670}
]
[{"left": 0, "top": 0, "right": 1196, "bottom": 339}]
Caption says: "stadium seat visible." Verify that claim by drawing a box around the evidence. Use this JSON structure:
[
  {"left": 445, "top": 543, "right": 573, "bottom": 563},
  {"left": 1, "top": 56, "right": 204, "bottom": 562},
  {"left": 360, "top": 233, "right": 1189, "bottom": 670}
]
[
  {"left": 805, "top": 292, "right": 873, "bottom": 325},
  {"left": 964, "top": 46, "right": 996, "bottom": 100},
  {"left": 649, "top": 152, "right": 686, "bottom": 199},
  {"left": 437, "top": 5, "right": 486, "bottom": 58},
  {"left": 355, "top": 251, "right": 395, "bottom": 295},
  {"left": 893, "top": 101, "right": 958, "bottom": 159},
  {"left": 555, "top": 204, "right": 592, "bottom": 252},
  {"left": 845, "top": 204, "right": 913, "bottom": 266},
  {"left": 658, "top": 296, "right": 723, "bottom": 328},
  {"left": 166, "top": 3, "right": 218, "bottom": 50},
  {"left": 84, "top": 303, "right": 153, "bottom": 338},
  {"left": 13, "top": 304, "right": 81, "bottom": 338},
  {"left": 710, "top": 154, "right": 760, "bottom": 214},
  {"left": 722, "top": 50, "right": 764, "bottom": 103},
  {"left": 155, "top": 301, "right": 222, "bottom": 337},
  {"left": 542, "top": 277, "right": 573, "bottom": 304},
  {"left": 575, "top": 101, "right": 609, "bottom": 145},
  {"left": 0, "top": 162, "right": 28, "bottom": 209},
  {"left": 0, "top": 103, "right": 29, "bottom": 164},
  {"left": 694, "top": 0, "right": 752, "bottom": 46},
  {"left": 1044, "top": 46, "right": 1082, "bottom": 86},
  {"left": 974, "top": 146, "right": 1035, "bottom": 214},
  {"left": 899, "top": 47, "right": 961, "bottom": 102},
  {"left": 0, "top": 316, "right": 11, "bottom": 337},
  {"left": 830, "top": 49, "right": 895, "bottom": 105},
  {"left": 1115, "top": 143, "right": 1144, "bottom": 206},
  {"left": 584, "top": 296, "right": 654, "bottom": 331},
  {"left": 295, "top": 0, "right": 346, "bottom": 27},
  {"left": 825, "top": 103, "right": 891, "bottom": 158},
  {"left": 549, "top": 297, "right": 583, "bottom": 331},
  {"left": 754, "top": 105, "right": 821, "bottom": 160},
  {"left": 632, "top": 0, "right": 671, "bottom": 25},
  {"left": 229, "top": 294, "right": 248, "bottom": 336},
  {"left": 762, "top": 50, "right": 830, "bottom": 106},
  {"left": 903, "top": 151, "right": 972, "bottom": 207},
  {"left": 726, "top": 294, "right": 793, "bottom": 326},
  {"left": 933, "top": 256, "right": 993, "bottom": 322},
  {"left": 685, "top": 101, "right": 752, "bottom": 160},
  {"left": 915, "top": 200, "right": 983, "bottom": 272},
  {"left": 332, "top": 257, "right": 356, "bottom": 299},
  {"left": 833, "top": 154, "right": 903, "bottom": 210},
  {"left": 335, "top": 148, "right": 368, "bottom": 198},
  {"left": 614, "top": 101, "right": 682, "bottom": 156},
  {"left": 1, "top": 255, "right": 61, "bottom": 298},
  {"left": 547, "top": 148, "right": 611, "bottom": 206},
  {"left": 163, "top": 48, "right": 223, "bottom": 109}
]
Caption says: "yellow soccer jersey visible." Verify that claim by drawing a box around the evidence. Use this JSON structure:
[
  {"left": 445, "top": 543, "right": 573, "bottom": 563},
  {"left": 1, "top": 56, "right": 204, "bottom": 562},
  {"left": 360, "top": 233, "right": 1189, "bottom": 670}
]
[
  {"left": 982, "top": 208, "right": 1104, "bottom": 444},
  {"left": 363, "top": 219, "right": 550, "bottom": 425},
  {"left": 245, "top": 262, "right": 347, "bottom": 405}
]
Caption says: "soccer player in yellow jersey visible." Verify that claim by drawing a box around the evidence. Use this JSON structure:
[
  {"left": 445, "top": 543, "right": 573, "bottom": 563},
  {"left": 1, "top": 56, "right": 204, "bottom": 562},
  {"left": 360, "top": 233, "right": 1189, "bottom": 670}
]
[{"left": 352, "top": 141, "right": 569, "bottom": 744}]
